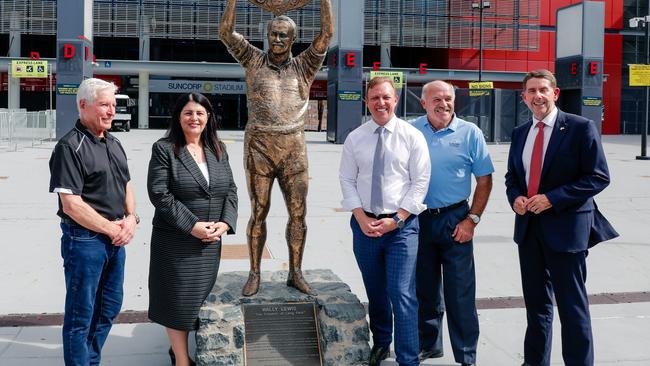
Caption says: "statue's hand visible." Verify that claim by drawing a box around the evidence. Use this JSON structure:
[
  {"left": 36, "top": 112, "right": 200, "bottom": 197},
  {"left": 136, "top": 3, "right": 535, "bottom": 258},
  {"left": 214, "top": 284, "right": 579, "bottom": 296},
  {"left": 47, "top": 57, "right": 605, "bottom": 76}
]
[{"left": 247, "top": 0, "right": 312, "bottom": 16}]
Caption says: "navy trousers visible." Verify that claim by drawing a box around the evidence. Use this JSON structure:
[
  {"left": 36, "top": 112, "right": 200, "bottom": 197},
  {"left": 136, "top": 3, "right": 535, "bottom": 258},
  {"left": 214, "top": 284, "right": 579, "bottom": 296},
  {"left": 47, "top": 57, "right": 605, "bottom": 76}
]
[
  {"left": 518, "top": 219, "right": 593, "bottom": 366},
  {"left": 351, "top": 215, "right": 420, "bottom": 366},
  {"left": 416, "top": 204, "right": 478, "bottom": 364}
]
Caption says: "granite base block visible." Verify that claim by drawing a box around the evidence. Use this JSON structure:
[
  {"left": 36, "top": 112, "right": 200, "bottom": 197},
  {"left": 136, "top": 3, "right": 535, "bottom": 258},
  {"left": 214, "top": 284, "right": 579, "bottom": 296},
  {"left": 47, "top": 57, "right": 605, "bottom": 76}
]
[{"left": 196, "top": 269, "right": 370, "bottom": 366}]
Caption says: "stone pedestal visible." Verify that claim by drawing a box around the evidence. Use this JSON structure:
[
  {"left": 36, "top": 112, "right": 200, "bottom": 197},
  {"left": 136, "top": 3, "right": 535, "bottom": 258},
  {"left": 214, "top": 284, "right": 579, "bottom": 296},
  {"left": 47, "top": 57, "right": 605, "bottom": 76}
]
[{"left": 196, "top": 269, "right": 370, "bottom": 366}]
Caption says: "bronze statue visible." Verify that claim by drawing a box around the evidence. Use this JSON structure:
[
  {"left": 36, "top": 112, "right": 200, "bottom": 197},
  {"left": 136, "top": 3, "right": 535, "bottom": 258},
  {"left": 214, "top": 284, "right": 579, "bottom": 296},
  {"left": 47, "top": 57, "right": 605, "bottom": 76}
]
[
  {"left": 220, "top": 0, "right": 333, "bottom": 296},
  {"left": 247, "top": 0, "right": 313, "bottom": 16}
]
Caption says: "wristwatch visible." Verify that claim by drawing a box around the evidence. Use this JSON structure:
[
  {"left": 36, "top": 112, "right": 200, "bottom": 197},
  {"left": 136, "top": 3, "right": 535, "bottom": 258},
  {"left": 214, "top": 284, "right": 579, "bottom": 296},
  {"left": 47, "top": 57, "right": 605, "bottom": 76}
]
[
  {"left": 467, "top": 213, "right": 480, "bottom": 225},
  {"left": 129, "top": 213, "right": 140, "bottom": 225},
  {"left": 392, "top": 214, "right": 405, "bottom": 229}
]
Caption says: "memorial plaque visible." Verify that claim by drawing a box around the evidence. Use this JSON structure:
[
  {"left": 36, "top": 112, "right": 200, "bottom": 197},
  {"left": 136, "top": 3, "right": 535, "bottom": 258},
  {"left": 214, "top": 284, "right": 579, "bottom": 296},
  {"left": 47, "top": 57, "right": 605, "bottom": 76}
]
[{"left": 243, "top": 302, "right": 322, "bottom": 366}]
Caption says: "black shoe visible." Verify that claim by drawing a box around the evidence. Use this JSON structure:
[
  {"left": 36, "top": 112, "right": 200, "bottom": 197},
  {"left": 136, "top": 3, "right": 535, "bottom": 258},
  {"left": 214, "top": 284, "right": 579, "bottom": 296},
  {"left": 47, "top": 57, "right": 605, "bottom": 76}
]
[
  {"left": 418, "top": 349, "right": 444, "bottom": 360},
  {"left": 460, "top": 364, "right": 474, "bottom": 366},
  {"left": 369, "top": 344, "right": 390, "bottom": 366},
  {"left": 168, "top": 347, "right": 196, "bottom": 366}
]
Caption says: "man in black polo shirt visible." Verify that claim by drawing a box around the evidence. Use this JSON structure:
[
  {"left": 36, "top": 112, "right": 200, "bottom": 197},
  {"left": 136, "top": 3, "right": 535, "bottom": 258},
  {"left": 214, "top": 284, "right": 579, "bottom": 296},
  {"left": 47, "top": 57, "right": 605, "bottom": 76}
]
[{"left": 49, "top": 78, "right": 137, "bottom": 366}]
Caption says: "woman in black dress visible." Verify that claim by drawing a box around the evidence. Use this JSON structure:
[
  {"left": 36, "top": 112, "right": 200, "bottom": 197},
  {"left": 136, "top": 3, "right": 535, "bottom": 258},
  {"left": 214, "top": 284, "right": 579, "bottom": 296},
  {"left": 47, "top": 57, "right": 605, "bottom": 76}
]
[{"left": 147, "top": 93, "right": 238, "bottom": 366}]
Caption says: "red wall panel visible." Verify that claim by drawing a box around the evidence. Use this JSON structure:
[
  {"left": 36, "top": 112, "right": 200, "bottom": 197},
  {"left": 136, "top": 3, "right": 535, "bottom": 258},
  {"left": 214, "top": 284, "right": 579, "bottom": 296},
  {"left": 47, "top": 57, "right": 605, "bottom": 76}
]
[
  {"left": 543, "top": 0, "right": 621, "bottom": 29},
  {"left": 448, "top": 31, "right": 556, "bottom": 73},
  {"left": 447, "top": 1, "right": 623, "bottom": 134},
  {"left": 541, "top": 0, "right": 575, "bottom": 26},
  {"left": 605, "top": 0, "right": 624, "bottom": 29},
  {"left": 602, "top": 33, "right": 622, "bottom": 134}
]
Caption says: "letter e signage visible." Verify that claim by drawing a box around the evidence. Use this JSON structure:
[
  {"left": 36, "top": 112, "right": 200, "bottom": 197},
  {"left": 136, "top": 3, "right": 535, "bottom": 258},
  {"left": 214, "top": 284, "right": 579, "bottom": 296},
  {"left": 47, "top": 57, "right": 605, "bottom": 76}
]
[
  {"left": 345, "top": 52, "right": 356, "bottom": 68},
  {"left": 589, "top": 62, "right": 599, "bottom": 75},
  {"left": 571, "top": 63, "right": 578, "bottom": 76}
]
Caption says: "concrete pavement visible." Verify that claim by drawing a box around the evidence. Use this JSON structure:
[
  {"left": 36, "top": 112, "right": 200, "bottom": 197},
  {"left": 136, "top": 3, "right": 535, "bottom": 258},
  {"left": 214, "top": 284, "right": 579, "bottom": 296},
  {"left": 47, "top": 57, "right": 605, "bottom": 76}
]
[{"left": 0, "top": 130, "right": 648, "bottom": 365}]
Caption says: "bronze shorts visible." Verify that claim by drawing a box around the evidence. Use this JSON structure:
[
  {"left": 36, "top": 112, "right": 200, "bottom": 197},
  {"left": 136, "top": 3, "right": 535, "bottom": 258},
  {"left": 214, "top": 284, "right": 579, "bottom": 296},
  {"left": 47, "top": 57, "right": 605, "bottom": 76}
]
[{"left": 244, "top": 130, "right": 308, "bottom": 178}]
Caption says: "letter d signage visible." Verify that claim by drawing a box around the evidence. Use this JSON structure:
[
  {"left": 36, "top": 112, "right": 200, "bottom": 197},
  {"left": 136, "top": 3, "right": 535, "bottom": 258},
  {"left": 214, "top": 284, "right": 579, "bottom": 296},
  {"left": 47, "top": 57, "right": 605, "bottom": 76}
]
[
  {"left": 63, "top": 44, "right": 75, "bottom": 59},
  {"left": 57, "top": 40, "right": 86, "bottom": 73}
]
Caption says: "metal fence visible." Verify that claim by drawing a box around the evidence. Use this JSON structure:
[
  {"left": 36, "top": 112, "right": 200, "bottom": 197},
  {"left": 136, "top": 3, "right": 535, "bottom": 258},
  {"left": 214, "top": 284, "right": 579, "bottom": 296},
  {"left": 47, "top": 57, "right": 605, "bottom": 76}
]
[
  {"left": 360, "top": 83, "right": 531, "bottom": 143},
  {"left": 0, "top": 109, "right": 56, "bottom": 151}
]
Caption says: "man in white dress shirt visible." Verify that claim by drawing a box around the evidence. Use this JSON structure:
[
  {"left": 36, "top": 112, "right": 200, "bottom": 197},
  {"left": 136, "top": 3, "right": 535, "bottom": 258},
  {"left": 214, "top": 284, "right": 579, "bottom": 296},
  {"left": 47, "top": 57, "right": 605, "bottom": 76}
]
[{"left": 339, "top": 76, "right": 430, "bottom": 366}]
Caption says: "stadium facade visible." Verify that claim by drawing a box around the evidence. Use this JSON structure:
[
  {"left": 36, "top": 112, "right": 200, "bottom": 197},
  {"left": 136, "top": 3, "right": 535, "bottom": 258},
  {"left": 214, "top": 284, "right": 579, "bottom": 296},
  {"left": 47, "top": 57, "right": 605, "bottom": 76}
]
[{"left": 0, "top": 0, "right": 646, "bottom": 135}]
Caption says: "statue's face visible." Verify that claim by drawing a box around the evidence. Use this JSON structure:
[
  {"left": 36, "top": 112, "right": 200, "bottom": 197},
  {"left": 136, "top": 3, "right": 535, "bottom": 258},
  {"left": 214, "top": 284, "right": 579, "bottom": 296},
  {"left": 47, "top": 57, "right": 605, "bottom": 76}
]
[{"left": 268, "top": 20, "right": 295, "bottom": 56}]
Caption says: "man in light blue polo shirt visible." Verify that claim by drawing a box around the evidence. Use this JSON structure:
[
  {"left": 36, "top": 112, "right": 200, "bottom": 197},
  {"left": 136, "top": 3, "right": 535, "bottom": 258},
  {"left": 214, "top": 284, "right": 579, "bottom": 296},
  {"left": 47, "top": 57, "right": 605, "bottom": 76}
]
[{"left": 411, "top": 80, "right": 494, "bottom": 366}]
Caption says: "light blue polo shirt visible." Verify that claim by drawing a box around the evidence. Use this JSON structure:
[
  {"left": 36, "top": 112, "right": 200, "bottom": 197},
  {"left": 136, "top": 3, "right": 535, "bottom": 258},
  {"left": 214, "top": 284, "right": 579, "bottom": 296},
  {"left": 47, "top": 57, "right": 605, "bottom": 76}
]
[{"left": 411, "top": 114, "right": 494, "bottom": 209}]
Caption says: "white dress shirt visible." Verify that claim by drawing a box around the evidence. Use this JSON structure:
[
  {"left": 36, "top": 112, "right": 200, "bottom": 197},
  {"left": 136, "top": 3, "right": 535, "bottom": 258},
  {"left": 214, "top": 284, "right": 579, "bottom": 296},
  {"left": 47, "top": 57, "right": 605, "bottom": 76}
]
[
  {"left": 522, "top": 106, "right": 558, "bottom": 185},
  {"left": 339, "top": 116, "right": 431, "bottom": 215}
]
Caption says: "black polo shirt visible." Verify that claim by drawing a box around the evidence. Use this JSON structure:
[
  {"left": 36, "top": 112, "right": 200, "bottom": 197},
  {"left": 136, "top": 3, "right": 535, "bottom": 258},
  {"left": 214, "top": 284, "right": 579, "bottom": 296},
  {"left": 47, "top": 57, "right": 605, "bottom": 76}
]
[{"left": 49, "top": 120, "right": 131, "bottom": 221}]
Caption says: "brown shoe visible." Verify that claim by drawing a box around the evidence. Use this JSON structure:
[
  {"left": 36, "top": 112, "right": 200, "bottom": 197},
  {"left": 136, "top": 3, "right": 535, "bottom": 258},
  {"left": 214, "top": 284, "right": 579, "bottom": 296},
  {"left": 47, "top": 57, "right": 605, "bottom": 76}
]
[
  {"left": 286, "top": 270, "right": 317, "bottom": 295},
  {"left": 242, "top": 271, "right": 260, "bottom": 296}
]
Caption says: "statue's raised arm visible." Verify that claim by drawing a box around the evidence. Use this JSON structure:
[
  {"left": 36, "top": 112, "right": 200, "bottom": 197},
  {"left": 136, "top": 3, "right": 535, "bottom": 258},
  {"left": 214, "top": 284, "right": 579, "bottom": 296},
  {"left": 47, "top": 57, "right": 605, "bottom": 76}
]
[
  {"left": 219, "top": 0, "right": 241, "bottom": 47},
  {"left": 312, "top": 0, "right": 334, "bottom": 54}
]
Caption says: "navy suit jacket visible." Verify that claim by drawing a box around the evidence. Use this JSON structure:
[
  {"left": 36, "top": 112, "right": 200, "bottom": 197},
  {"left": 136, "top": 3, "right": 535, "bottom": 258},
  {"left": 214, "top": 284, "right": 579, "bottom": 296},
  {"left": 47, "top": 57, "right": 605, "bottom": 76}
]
[{"left": 505, "top": 110, "right": 618, "bottom": 252}]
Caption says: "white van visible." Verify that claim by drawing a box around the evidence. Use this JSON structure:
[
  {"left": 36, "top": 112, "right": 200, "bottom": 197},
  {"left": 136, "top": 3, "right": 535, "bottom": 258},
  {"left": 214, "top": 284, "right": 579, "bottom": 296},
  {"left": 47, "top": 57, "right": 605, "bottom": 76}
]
[{"left": 112, "top": 94, "right": 132, "bottom": 131}]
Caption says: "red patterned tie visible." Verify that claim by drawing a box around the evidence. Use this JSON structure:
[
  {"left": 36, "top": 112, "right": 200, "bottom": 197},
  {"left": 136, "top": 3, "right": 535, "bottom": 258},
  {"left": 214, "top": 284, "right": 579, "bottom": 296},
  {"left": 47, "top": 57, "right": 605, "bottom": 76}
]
[{"left": 527, "top": 121, "right": 545, "bottom": 198}]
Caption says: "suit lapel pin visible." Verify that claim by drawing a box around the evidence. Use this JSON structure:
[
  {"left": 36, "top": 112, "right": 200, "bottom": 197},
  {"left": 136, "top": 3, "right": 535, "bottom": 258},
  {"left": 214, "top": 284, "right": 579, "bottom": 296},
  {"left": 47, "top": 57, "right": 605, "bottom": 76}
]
[{"left": 560, "top": 126, "right": 566, "bottom": 131}]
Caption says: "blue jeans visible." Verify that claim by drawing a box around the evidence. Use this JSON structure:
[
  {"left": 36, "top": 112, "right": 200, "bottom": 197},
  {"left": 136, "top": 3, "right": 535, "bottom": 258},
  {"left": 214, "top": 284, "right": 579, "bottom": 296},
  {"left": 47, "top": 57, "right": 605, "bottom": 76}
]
[
  {"left": 351, "top": 215, "right": 420, "bottom": 366},
  {"left": 60, "top": 223, "right": 125, "bottom": 366}
]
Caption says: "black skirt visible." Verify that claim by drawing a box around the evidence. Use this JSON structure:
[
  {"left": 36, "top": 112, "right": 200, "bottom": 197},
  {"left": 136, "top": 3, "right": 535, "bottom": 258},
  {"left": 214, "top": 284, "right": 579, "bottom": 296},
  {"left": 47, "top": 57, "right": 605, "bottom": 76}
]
[{"left": 148, "top": 227, "right": 222, "bottom": 330}]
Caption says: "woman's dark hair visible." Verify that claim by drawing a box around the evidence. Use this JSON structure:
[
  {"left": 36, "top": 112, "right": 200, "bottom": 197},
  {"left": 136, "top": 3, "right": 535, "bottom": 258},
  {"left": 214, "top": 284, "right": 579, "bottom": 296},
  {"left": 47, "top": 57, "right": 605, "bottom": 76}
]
[{"left": 166, "top": 92, "right": 223, "bottom": 160}]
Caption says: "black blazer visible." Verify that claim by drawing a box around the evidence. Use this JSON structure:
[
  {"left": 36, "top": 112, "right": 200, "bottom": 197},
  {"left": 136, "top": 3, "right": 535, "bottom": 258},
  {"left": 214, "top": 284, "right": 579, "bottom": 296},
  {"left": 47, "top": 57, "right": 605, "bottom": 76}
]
[
  {"left": 147, "top": 138, "right": 238, "bottom": 235},
  {"left": 504, "top": 110, "right": 618, "bottom": 251}
]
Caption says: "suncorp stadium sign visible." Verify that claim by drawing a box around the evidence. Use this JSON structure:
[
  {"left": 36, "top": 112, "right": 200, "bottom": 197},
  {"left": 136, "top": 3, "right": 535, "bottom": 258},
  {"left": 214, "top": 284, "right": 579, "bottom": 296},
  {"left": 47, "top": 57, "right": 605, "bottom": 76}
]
[{"left": 149, "top": 80, "right": 247, "bottom": 94}]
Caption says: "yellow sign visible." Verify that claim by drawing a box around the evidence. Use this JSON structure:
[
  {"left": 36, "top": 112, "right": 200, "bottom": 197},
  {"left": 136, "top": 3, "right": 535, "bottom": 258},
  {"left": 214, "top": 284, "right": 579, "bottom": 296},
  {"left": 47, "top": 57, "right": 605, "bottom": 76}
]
[
  {"left": 370, "top": 71, "right": 404, "bottom": 88},
  {"left": 11, "top": 60, "right": 48, "bottom": 78},
  {"left": 630, "top": 64, "right": 650, "bottom": 86},
  {"left": 582, "top": 96, "right": 602, "bottom": 107},
  {"left": 469, "top": 81, "right": 494, "bottom": 89},
  {"left": 469, "top": 90, "right": 491, "bottom": 97}
]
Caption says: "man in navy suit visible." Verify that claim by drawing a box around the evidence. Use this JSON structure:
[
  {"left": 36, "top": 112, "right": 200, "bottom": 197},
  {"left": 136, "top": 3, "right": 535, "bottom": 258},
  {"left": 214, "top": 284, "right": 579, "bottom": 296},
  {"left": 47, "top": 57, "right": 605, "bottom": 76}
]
[{"left": 505, "top": 69, "right": 618, "bottom": 366}]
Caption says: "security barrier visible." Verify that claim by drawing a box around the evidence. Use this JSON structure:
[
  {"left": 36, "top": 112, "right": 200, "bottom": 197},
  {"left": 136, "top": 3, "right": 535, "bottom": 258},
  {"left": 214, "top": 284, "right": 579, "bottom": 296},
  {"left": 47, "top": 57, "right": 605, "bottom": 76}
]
[{"left": 0, "top": 109, "right": 56, "bottom": 151}]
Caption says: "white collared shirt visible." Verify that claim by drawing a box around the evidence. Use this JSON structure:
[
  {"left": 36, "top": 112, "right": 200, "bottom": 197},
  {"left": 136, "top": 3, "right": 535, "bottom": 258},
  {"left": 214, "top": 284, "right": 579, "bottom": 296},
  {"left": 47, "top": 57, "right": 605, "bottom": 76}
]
[
  {"left": 339, "top": 116, "right": 431, "bottom": 215},
  {"left": 522, "top": 107, "right": 558, "bottom": 185}
]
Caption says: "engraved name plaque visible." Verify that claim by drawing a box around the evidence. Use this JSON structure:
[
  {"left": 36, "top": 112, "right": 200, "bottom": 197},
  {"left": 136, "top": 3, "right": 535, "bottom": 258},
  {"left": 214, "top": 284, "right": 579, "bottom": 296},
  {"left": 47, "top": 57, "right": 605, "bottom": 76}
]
[{"left": 243, "top": 302, "right": 322, "bottom": 366}]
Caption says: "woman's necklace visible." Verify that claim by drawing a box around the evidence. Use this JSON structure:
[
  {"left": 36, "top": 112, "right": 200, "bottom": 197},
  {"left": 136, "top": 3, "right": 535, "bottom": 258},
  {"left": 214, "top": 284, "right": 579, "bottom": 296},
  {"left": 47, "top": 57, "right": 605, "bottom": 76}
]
[{"left": 187, "top": 144, "right": 201, "bottom": 158}]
